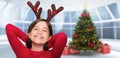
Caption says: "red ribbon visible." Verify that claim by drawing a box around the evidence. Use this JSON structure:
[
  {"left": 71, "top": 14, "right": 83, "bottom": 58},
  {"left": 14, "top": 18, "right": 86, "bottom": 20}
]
[
  {"left": 52, "top": 11, "right": 57, "bottom": 15},
  {"left": 33, "top": 7, "right": 38, "bottom": 11}
]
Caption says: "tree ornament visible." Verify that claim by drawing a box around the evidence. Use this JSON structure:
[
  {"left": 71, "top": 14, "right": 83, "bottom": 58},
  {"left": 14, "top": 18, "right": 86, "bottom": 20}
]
[
  {"left": 81, "top": 13, "right": 90, "bottom": 17},
  {"left": 73, "top": 34, "right": 78, "bottom": 38},
  {"left": 81, "top": 13, "right": 85, "bottom": 17},
  {"left": 83, "top": 36, "right": 85, "bottom": 38},
  {"left": 85, "top": 13, "right": 90, "bottom": 17},
  {"left": 85, "top": 39, "right": 87, "bottom": 42},
  {"left": 93, "top": 40, "right": 95, "bottom": 43}
]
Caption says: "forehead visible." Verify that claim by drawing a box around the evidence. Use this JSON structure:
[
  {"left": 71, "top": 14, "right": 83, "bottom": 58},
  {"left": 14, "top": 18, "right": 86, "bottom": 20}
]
[{"left": 35, "top": 21, "right": 48, "bottom": 27}]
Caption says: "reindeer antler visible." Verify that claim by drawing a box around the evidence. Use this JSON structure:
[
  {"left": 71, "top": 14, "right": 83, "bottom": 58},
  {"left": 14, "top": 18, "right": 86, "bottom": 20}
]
[
  {"left": 27, "top": 1, "right": 42, "bottom": 20},
  {"left": 47, "top": 4, "right": 64, "bottom": 22},
  {"left": 27, "top": 1, "right": 64, "bottom": 21}
]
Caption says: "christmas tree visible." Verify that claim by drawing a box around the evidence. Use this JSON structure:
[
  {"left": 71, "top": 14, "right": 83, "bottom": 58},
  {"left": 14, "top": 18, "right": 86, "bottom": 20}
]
[{"left": 69, "top": 9, "right": 102, "bottom": 51}]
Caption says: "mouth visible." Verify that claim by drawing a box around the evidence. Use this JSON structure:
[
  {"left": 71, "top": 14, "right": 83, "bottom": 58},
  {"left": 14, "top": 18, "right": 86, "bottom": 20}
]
[{"left": 34, "top": 35, "right": 44, "bottom": 39}]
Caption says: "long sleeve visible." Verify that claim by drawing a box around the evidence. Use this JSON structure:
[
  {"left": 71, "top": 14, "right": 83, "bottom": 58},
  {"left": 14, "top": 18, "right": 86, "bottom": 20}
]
[
  {"left": 48, "top": 32, "right": 67, "bottom": 58},
  {"left": 5, "top": 24, "right": 28, "bottom": 55}
]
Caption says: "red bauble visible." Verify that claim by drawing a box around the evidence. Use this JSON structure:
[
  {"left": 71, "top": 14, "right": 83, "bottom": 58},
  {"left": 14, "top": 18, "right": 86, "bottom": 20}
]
[
  {"left": 73, "top": 34, "right": 78, "bottom": 38},
  {"left": 88, "top": 41, "right": 91, "bottom": 46},
  {"left": 88, "top": 41, "right": 94, "bottom": 47},
  {"left": 81, "top": 13, "right": 85, "bottom": 17},
  {"left": 85, "top": 13, "right": 89, "bottom": 17},
  {"left": 81, "top": 13, "right": 90, "bottom": 17}
]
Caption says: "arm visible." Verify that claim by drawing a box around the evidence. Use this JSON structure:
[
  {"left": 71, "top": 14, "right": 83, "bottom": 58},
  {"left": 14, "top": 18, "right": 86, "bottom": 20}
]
[
  {"left": 5, "top": 24, "right": 28, "bottom": 55},
  {"left": 48, "top": 32, "right": 67, "bottom": 58},
  {"left": 6, "top": 24, "right": 28, "bottom": 42}
]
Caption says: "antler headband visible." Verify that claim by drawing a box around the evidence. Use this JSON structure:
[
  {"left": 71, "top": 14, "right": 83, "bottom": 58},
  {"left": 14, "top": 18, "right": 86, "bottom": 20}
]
[{"left": 27, "top": 1, "right": 64, "bottom": 22}]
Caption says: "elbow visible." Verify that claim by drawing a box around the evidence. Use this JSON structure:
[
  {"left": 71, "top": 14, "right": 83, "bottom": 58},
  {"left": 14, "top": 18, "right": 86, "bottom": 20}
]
[
  {"left": 6, "top": 24, "right": 12, "bottom": 31},
  {"left": 58, "top": 32, "right": 67, "bottom": 44}
]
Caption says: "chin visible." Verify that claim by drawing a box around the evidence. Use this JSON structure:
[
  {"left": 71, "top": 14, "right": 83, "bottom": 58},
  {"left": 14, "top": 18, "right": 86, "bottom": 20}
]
[{"left": 34, "top": 42, "right": 46, "bottom": 45}]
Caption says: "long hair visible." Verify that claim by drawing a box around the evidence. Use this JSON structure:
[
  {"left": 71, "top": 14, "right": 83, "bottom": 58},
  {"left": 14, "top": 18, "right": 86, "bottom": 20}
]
[{"left": 26, "top": 19, "right": 53, "bottom": 51}]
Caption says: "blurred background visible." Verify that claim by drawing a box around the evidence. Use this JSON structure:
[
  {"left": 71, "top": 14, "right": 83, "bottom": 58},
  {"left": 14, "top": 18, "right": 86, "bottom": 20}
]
[{"left": 0, "top": 0, "right": 120, "bottom": 58}]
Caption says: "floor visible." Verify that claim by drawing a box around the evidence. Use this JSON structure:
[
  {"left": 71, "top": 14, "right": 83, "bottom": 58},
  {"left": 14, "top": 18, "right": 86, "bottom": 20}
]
[
  {"left": 61, "top": 50, "right": 120, "bottom": 58},
  {"left": 0, "top": 39, "right": 120, "bottom": 58}
]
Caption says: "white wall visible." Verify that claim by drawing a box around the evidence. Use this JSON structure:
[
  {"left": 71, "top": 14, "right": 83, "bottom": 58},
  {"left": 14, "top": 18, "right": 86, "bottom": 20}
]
[{"left": 2, "top": 0, "right": 120, "bottom": 11}]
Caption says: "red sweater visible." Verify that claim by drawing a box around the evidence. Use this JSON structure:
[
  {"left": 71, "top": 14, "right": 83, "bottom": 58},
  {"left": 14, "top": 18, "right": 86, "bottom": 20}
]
[{"left": 6, "top": 24, "right": 67, "bottom": 58}]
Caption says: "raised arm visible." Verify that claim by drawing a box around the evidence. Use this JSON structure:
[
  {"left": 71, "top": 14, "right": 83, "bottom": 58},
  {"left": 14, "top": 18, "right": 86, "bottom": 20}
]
[
  {"left": 5, "top": 24, "right": 28, "bottom": 55},
  {"left": 6, "top": 24, "right": 27, "bottom": 42},
  {"left": 48, "top": 32, "right": 67, "bottom": 58}
]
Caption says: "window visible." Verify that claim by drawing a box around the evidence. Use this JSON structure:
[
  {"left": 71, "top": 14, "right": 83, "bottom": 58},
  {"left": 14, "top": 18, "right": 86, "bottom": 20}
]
[
  {"left": 64, "top": 12, "right": 70, "bottom": 22},
  {"left": 62, "top": 24, "right": 72, "bottom": 37},
  {"left": 116, "top": 28, "right": 120, "bottom": 39},
  {"left": 15, "top": 22, "right": 24, "bottom": 31},
  {"left": 25, "top": 10, "right": 35, "bottom": 21},
  {"left": 90, "top": 9, "right": 100, "bottom": 21},
  {"left": 41, "top": 11, "right": 47, "bottom": 19},
  {"left": 96, "top": 28, "right": 101, "bottom": 38},
  {"left": 108, "top": 3, "right": 120, "bottom": 19},
  {"left": 15, "top": 23, "right": 30, "bottom": 33},
  {"left": 0, "top": 27, "right": 5, "bottom": 35},
  {"left": 0, "top": 27, "right": 1, "bottom": 35},
  {"left": 114, "top": 21, "right": 120, "bottom": 26},
  {"left": 97, "top": 6, "right": 112, "bottom": 20},
  {"left": 63, "top": 28, "right": 71, "bottom": 37},
  {"left": 23, "top": 23, "right": 30, "bottom": 33},
  {"left": 103, "top": 22, "right": 113, "bottom": 27},
  {"left": 103, "top": 28, "right": 114, "bottom": 39},
  {"left": 70, "top": 11, "right": 79, "bottom": 22},
  {"left": 50, "top": 18, "right": 55, "bottom": 23},
  {"left": 64, "top": 11, "right": 79, "bottom": 23},
  {"left": 94, "top": 23, "right": 101, "bottom": 27}
]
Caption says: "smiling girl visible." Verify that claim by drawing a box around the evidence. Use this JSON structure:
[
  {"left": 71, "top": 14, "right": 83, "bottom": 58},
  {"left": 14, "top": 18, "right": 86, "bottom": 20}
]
[
  {"left": 6, "top": 19, "right": 67, "bottom": 58},
  {"left": 5, "top": 1, "right": 67, "bottom": 58}
]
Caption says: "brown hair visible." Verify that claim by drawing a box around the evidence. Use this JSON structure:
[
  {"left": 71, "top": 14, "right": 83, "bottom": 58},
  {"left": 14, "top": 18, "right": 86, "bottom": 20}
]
[{"left": 25, "top": 19, "right": 53, "bottom": 51}]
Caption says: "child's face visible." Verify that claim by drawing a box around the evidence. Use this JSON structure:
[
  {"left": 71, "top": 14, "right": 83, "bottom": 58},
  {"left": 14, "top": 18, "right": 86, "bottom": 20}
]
[{"left": 28, "top": 21, "right": 51, "bottom": 45}]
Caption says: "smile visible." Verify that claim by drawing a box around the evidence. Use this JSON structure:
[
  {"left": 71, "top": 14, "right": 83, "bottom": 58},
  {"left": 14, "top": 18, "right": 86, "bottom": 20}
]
[{"left": 34, "top": 35, "right": 44, "bottom": 39}]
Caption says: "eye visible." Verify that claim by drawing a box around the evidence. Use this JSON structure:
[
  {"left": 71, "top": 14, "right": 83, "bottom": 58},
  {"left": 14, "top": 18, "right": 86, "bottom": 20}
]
[
  {"left": 43, "top": 29, "right": 47, "bottom": 32},
  {"left": 33, "top": 27, "right": 38, "bottom": 30}
]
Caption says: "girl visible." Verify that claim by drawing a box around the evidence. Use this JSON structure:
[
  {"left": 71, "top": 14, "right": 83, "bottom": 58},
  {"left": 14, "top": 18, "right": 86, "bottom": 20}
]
[
  {"left": 6, "top": 1, "right": 67, "bottom": 58},
  {"left": 6, "top": 19, "right": 67, "bottom": 58}
]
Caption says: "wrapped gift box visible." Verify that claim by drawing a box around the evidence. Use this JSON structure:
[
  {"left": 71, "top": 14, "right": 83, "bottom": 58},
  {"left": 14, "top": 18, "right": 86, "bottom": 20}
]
[
  {"left": 97, "top": 43, "right": 103, "bottom": 52},
  {"left": 102, "top": 43, "right": 111, "bottom": 54},
  {"left": 97, "top": 47, "right": 102, "bottom": 52},
  {"left": 62, "top": 46, "right": 70, "bottom": 55}
]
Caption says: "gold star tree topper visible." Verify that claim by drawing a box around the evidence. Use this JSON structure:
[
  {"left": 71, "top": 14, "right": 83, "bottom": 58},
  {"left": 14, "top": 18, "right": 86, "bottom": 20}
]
[{"left": 83, "top": 3, "right": 88, "bottom": 9}]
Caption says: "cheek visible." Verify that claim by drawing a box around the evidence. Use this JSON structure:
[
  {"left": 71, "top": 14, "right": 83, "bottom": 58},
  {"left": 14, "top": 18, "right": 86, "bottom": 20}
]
[
  {"left": 43, "top": 33, "right": 50, "bottom": 40},
  {"left": 28, "top": 32, "right": 35, "bottom": 39},
  {"left": 30, "top": 30, "right": 37, "bottom": 36},
  {"left": 43, "top": 34, "right": 49, "bottom": 38},
  {"left": 45, "top": 32, "right": 49, "bottom": 36}
]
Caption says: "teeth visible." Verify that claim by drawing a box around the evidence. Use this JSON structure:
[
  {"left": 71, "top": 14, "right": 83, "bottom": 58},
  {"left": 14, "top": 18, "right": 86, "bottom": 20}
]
[{"left": 35, "top": 36, "right": 43, "bottom": 39}]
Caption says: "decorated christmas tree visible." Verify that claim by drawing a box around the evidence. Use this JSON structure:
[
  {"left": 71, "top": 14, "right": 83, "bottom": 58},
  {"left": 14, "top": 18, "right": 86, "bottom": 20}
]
[{"left": 68, "top": 9, "right": 102, "bottom": 51}]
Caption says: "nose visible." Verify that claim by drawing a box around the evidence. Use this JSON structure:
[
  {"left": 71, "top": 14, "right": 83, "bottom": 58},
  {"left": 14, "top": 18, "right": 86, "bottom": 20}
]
[{"left": 37, "top": 30, "right": 42, "bottom": 34}]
